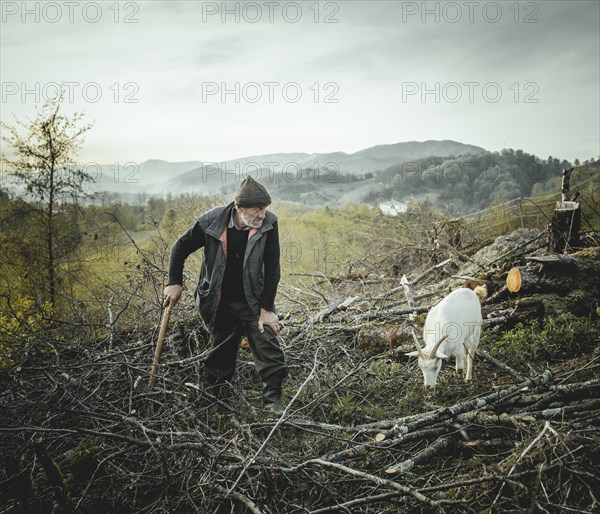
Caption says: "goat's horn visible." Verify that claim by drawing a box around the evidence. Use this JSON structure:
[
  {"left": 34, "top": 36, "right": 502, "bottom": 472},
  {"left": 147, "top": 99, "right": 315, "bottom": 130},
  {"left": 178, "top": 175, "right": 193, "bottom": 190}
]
[
  {"left": 429, "top": 334, "right": 449, "bottom": 359},
  {"left": 410, "top": 329, "right": 424, "bottom": 356}
]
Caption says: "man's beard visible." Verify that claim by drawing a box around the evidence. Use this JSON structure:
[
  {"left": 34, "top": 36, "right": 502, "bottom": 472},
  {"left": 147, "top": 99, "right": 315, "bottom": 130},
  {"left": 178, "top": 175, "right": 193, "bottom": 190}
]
[{"left": 238, "top": 209, "right": 263, "bottom": 229}]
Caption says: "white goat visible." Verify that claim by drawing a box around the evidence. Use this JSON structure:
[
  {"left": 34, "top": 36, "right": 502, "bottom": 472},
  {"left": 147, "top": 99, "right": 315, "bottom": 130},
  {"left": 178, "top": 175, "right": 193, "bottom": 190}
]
[{"left": 406, "top": 287, "right": 483, "bottom": 387}]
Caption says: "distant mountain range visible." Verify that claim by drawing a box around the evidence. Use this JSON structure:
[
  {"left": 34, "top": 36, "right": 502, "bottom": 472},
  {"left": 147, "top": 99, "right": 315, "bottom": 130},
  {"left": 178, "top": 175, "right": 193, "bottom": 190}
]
[
  {"left": 91, "top": 140, "right": 486, "bottom": 195},
  {"left": 4, "top": 139, "right": 588, "bottom": 212}
]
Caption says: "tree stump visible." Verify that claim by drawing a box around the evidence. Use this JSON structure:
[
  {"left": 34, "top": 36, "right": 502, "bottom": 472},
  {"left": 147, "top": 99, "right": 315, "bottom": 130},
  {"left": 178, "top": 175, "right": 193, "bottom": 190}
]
[{"left": 548, "top": 201, "right": 581, "bottom": 253}]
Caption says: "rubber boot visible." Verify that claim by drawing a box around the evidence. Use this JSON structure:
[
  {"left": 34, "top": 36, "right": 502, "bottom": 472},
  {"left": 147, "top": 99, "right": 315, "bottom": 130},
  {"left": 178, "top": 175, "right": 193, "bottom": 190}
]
[{"left": 262, "top": 383, "right": 285, "bottom": 415}]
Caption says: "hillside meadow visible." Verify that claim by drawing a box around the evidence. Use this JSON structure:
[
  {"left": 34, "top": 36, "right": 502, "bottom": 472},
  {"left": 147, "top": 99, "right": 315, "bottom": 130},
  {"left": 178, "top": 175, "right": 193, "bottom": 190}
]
[{"left": 1, "top": 165, "right": 599, "bottom": 366}]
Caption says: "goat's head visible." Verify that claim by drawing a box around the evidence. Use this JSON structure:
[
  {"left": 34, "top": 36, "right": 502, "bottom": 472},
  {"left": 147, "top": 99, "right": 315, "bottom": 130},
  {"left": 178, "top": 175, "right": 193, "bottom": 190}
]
[
  {"left": 464, "top": 280, "right": 488, "bottom": 302},
  {"left": 405, "top": 330, "right": 449, "bottom": 387}
]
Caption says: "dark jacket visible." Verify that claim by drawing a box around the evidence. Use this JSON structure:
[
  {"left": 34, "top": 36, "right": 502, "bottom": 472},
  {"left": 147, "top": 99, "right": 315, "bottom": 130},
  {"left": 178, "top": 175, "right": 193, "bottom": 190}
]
[{"left": 168, "top": 202, "right": 280, "bottom": 330}]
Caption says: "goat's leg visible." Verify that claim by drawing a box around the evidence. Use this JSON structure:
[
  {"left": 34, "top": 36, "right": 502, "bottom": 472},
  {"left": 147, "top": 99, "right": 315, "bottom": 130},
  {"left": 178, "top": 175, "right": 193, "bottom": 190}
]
[
  {"left": 455, "top": 355, "right": 464, "bottom": 377},
  {"left": 465, "top": 348, "right": 473, "bottom": 381}
]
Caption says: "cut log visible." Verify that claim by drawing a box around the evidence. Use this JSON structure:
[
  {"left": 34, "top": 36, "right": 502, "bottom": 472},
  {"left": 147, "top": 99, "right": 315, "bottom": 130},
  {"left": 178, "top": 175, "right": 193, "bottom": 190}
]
[
  {"left": 503, "top": 266, "right": 572, "bottom": 296},
  {"left": 357, "top": 322, "right": 415, "bottom": 355},
  {"left": 515, "top": 267, "right": 544, "bottom": 291},
  {"left": 506, "top": 268, "right": 522, "bottom": 293}
]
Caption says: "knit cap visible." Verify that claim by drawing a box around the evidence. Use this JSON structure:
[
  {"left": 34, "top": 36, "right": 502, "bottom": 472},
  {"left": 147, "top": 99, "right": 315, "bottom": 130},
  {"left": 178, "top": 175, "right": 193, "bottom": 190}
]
[{"left": 234, "top": 176, "right": 271, "bottom": 207}]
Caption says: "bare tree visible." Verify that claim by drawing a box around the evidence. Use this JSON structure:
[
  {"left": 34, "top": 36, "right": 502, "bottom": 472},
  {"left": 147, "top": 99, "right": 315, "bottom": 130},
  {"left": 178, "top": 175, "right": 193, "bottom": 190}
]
[{"left": 1, "top": 93, "right": 94, "bottom": 308}]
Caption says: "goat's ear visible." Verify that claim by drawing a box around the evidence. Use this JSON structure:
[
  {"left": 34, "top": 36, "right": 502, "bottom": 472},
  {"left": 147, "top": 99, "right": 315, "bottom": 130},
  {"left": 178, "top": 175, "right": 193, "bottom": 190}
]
[
  {"left": 405, "top": 351, "right": 419, "bottom": 358},
  {"left": 436, "top": 352, "right": 449, "bottom": 360}
]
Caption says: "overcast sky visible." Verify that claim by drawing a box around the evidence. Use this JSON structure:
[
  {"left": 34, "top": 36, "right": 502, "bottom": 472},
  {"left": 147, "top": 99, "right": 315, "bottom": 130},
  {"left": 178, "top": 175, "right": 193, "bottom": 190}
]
[{"left": 1, "top": 0, "right": 599, "bottom": 165}]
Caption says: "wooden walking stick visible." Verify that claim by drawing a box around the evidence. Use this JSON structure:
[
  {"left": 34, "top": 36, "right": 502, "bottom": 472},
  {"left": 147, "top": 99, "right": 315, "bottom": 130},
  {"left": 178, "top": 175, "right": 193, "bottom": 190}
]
[{"left": 148, "top": 305, "right": 172, "bottom": 389}]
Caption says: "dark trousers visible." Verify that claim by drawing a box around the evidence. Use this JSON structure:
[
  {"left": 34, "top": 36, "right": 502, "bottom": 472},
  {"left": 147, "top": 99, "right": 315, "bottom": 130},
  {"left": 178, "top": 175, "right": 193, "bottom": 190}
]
[{"left": 205, "top": 302, "right": 287, "bottom": 385}]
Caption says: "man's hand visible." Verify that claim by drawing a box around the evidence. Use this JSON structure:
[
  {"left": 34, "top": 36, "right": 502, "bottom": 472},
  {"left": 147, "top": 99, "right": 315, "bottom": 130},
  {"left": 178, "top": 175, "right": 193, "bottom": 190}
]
[
  {"left": 258, "top": 308, "right": 280, "bottom": 334},
  {"left": 163, "top": 284, "right": 182, "bottom": 308}
]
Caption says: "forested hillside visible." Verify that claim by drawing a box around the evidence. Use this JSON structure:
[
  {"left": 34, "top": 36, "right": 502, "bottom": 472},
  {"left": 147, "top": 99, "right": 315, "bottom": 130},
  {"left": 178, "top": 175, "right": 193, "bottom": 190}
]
[{"left": 257, "top": 150, "right": 598, "bottom": 212}]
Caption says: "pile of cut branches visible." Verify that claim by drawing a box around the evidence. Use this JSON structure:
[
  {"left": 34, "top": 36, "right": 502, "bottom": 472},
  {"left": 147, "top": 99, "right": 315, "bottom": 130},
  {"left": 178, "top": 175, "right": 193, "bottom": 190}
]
[{"left": 1, "top": 229, "right": 599, "bottom": 513}]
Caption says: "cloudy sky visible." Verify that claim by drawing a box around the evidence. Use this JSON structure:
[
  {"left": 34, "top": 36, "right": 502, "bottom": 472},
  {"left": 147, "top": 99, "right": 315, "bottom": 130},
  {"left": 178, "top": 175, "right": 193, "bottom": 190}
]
[{"left": 1, "top": 0, "right": 598, "bottom": 165}]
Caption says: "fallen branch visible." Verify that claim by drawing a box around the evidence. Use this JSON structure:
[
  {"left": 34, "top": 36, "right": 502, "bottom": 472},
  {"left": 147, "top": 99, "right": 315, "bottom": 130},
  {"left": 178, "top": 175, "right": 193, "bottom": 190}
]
[
  {"left": 435, "top": 240, "right": 486, "bottom": 271},
  {"left": 385, "top": 435, "right": 455, "bottom": 476},
  {"left": 309, "top": 296, "right": 359, "bottom": 324},
  {"left": 214, "top": 484, "right": 263, "bottom": 514},
  {"left": 288, "top": 459, "right": 443, "bottom": 511},
  {"left": 478, "top": 348, "right": 527, "bottom": 381},
  {"left": 410, "top": 258, "right": 453, "bottom": 285}
]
